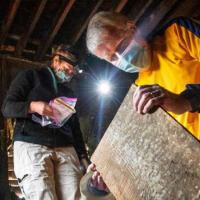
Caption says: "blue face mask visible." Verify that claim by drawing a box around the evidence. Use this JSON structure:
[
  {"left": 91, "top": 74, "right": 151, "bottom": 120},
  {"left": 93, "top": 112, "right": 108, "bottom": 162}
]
[
  {"left": 54, "top": 69, "right": 73, "bottom": 83},
  {"left": 112, "top": 40, "right": 151, "bottom": 73}
]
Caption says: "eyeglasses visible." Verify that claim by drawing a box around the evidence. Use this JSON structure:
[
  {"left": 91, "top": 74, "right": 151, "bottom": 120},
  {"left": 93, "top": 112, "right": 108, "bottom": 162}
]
[
  {"left": 110, "top": 36, "right": 132, "bottom": 62},
  {"left": 56, "top": 54, "right": 77, "bottom": 66}
]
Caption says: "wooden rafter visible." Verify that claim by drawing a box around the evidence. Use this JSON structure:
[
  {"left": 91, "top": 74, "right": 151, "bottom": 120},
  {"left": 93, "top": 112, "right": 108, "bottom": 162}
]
[
  {"left": 35, "top": 0, "right": 76, "bottom": 60},
  {"left": 0, "top": 54, "right": 46, "bottom": 67},
  {"left": 130, "top": 0, "right": 154, "bottom": 23},
  {"left": 15, "top": 0, "right": 48, "bottom": 57},
  {"left": 115, "top": 0, "right": 129, "bottom": 13},
  {"left": 8, "top": 33, "right": 40, "bottom": 46},
  {"left": 1, "top": 44, "right": 36, "bottom": 55},
  {"left": 0, "top": 0, "right": 21, "bottom": 45},
  {"left": 71, "top": 0, "right": 104, "bottom": 45},
  {"left": 71, "top": 0, "right": 128, "bottom": 45},
  {"left": 136, "top": 0, "right": 180, "bottom": 39}
]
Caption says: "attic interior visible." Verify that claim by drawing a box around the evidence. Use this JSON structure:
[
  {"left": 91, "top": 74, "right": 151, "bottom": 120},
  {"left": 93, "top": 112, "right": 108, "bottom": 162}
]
[{"left": 0, "top": 0, "right": 200, "bottom": 199}]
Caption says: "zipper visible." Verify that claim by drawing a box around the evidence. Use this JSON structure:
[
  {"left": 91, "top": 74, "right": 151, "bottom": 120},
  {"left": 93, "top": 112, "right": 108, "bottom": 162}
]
[
  {"left": 21, "top": 119, "right": 26, "bottom": 134},
  {"left": 47, "top": 67, "right": 58, "bottom": 94}
]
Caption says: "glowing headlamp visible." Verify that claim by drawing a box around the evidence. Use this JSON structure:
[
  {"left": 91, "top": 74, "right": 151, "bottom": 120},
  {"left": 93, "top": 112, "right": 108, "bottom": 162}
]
[{"left": 97, "top": 80, "right": 111, "bottom": 95}]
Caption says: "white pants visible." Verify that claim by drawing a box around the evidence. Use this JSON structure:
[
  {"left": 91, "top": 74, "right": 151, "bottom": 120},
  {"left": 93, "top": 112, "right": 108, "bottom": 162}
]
[{"left": 14, "top": 141, "right": 83, "bottom": 200}]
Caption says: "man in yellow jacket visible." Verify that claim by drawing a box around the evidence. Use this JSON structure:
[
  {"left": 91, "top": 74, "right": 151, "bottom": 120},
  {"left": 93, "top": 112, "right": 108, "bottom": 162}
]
[{"left": 86, "top": 11, "right": 200, "bottom": 140}]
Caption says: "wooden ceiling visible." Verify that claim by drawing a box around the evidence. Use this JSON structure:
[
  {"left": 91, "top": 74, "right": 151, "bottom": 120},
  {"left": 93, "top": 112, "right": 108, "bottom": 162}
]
[{"left": 0, "top": 0, "right": 200, "bottom": 62}]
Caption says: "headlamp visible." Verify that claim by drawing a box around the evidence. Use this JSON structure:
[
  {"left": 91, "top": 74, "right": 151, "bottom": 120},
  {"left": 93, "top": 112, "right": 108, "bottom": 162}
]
[
  {"left": 74, "top": 65, "right": 83, "bottom": 74},
  {"left": 97, "top": 80, "right": 111, "bottom": 95}
]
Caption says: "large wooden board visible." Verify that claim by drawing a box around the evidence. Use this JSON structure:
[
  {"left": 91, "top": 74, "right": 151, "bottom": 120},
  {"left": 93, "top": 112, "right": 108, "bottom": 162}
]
[{"left": 91, "top": 84, "right": 200, "bottom": 200}]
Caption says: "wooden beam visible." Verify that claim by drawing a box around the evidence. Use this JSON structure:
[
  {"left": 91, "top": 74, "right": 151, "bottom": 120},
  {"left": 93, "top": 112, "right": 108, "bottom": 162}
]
[
  {"left": 114, "top": 0, "right": 129, "bottom": 13},
  {"left": 0, "top": 0, "right": 21, "bottom": 45},
  {"left": 0, "top": 58, "right": 5, "bottom": 129},
  {"left": 1, "top": 44, "right": 36, "bottom": 55},
  {"left": 35, "top": 0, "right": 76, "bottom": 60},
  {"left": 134, "top": 0, "right": 180, "bottom": 39},
  {"left": 71, "top": 0, "right": 104, "bottom": 45},
  {"left": 15, "top": 0, "right": 48, "bottom": 57},
  {"left": 8, "top": 33, "right": 40, "bottom": 46},
  {"left": 0, "top": 55, "right": 46, "bottom": 67},
  {"left": 130, "top": 0, "right": 154, "bottom": 23},
  {"left": 0, "top": 44, "right": 51, "bottom": 62}
]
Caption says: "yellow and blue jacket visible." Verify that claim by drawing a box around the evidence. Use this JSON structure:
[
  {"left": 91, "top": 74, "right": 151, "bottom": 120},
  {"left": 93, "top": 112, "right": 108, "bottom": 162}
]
[{"left": 136, "top": 17, "right": 200, "bottom": 140}]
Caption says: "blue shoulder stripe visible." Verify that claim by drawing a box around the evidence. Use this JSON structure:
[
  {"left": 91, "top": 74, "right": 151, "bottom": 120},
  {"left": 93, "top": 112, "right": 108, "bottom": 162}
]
[{"left": 152, "top": 17, "right": 200, "bottom": 39}]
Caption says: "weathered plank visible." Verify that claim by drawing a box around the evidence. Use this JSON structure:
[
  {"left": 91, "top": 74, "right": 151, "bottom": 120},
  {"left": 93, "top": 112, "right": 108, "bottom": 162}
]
[{"left": 91, "top": 84, "right": 200, "bottom": 200}]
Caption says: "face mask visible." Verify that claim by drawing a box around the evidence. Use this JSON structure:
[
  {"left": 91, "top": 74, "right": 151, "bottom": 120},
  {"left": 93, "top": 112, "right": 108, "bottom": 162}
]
[
  {"left": 54, "top": 69, "right": 73, "bottom": 83},
  {"left": 112, "top": 40, "right": 151, "bottom": 73}
]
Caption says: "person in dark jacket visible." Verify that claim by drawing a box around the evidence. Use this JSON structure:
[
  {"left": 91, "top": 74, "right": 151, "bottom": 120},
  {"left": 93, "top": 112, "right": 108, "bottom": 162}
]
[{"left": 2, "top": 44, "right": 89, "bottom": 200}]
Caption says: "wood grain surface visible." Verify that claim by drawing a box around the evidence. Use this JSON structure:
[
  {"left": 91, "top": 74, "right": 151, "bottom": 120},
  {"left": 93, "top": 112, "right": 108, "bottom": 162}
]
[{"left": 91, "top": 84, "right": 200, "bottom": 200}]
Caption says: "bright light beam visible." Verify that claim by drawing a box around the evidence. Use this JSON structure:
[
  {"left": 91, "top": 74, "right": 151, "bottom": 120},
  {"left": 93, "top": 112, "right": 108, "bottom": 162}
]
[{"left": 97, "top": 80, "right": 111, "bottom": 95}]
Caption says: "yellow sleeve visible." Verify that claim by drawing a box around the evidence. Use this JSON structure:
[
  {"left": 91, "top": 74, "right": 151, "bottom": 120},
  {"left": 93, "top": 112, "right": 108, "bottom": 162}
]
[{"left": 174, "top": 18, "right": 200, "bottom": 61}]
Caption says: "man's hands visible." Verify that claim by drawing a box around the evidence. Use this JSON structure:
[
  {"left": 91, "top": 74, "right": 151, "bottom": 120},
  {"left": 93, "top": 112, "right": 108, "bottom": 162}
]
[
  {"left": 133, "top": 84, "right": 192, "bottom": 114},
  {"left": 87, "top": 163, "right": 109, "bottom": 192},
  {"left": 29, "top": 101, "right": 54, "bottom": 117}
]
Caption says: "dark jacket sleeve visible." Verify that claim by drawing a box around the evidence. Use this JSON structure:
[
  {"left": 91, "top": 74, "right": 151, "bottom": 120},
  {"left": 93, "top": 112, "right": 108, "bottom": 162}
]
[
  {"left": 71, "top": 113, "right": 88, "bottom": 158},
  {"left": 181, "top": 84, "right": 200, "bottom": 112},
  {"left": 1, "top": 69, "right": 34, "bottom": 118}
]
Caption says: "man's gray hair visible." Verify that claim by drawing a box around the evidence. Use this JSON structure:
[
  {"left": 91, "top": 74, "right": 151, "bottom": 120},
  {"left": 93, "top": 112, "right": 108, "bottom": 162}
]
[{"left": 86, "top": 11, "right": 129, "bottom": 54}]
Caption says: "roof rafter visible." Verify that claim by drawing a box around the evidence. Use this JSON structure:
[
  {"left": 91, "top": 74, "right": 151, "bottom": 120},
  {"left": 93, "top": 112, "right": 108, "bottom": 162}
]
[
  {"left": 0, "top": 0, "right": 21, "bottom": 45},
  {"left": 71, "top": 0, "right": 104, "bottom": 45},
  {"left": 71, "top": 0, "right": 129, "bottom": 45},
  {"left": 35, "top": 0, "right": 76, "bottom": 60},
  {"left": 15, "top": 0, "right": 48, "bottom": 57}
]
